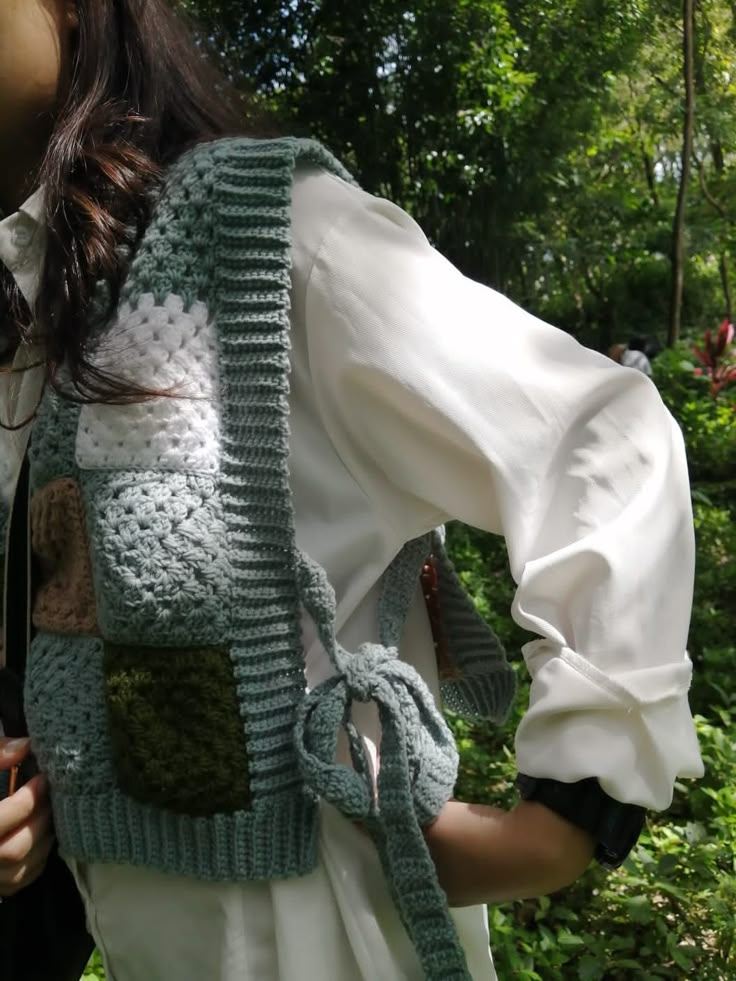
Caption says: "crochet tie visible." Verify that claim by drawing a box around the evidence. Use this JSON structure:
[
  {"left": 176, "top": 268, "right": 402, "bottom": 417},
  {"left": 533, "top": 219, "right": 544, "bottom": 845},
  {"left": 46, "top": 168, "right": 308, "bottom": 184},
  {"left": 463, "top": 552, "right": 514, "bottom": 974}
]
[{"left": 294, "top": 553, "right": 472, "bottom": 981}]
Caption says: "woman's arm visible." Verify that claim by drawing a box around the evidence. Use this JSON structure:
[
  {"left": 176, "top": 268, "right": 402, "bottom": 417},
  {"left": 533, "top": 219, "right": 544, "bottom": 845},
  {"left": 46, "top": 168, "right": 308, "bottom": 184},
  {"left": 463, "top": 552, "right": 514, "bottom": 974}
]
[
  {"left": 425, "top": 799, "right": 595, "bottom": 907},
  {"left": 292, "top": 170, "right": 703, "bottom": 900}
]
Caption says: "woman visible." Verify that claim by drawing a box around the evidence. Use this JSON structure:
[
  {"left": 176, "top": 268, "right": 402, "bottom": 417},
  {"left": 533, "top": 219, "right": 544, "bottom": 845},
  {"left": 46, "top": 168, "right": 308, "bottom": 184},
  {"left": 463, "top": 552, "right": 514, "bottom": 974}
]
[{"left": 0, "top": 2, "right": 703, "bottom": 979}]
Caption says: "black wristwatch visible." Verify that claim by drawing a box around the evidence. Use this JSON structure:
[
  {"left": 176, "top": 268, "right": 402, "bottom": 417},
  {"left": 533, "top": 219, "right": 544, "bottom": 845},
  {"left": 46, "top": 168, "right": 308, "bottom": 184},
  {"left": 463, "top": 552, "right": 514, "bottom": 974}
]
[{"left": 516, "top": 774, "right": 646, "bottom": 869}]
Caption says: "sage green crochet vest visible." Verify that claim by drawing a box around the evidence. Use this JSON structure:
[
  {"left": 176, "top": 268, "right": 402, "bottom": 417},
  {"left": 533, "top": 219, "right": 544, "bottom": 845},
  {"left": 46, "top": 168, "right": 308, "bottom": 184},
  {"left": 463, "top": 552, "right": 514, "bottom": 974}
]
[{"left": 3, "top": 138, "right": 515, "bottom": 980}]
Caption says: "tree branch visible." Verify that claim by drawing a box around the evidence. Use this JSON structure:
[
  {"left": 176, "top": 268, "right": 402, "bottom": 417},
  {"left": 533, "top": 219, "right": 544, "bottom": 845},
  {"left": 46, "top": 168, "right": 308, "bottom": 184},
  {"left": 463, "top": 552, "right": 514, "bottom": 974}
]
[
  {"left": 693, "top": 155, "right": 736, "bottom": 226},
  {"left": 669, "top": 0, "right": 696, "bottom": 347}
]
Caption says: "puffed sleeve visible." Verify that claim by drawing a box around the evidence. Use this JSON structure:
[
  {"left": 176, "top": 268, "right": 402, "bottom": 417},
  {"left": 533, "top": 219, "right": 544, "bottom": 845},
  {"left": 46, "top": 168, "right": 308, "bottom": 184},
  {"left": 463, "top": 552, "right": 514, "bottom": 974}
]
[{"left": 293, "top": 169, "right": 704, "bottom": 811}]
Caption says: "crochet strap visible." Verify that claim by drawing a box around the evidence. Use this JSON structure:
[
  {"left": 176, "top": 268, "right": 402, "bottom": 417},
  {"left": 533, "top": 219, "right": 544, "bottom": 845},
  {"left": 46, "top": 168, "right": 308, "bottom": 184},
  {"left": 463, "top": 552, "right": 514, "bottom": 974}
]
[
  {"left": 293, "top": 552, "right": 471, "bottom": 981},
  {"left": 384, "top": 530, "right": 517, "bottom": 722},
  {"left": 429, "top": 529, "right": 517, "bottom": 721}
]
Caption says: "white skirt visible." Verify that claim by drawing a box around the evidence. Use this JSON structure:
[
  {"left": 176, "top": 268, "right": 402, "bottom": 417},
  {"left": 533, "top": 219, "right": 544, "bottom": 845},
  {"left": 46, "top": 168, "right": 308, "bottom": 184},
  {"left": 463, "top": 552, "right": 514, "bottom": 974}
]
[{"left": 67, "top": 804, "right": 497, "bottom": 981}]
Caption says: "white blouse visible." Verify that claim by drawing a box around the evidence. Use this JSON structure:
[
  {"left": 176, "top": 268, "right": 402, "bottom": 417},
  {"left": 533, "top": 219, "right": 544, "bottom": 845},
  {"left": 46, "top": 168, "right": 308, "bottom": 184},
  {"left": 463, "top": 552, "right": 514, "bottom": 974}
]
[{"left": 0, "top": 166, "right": 703, "bottom": 981}]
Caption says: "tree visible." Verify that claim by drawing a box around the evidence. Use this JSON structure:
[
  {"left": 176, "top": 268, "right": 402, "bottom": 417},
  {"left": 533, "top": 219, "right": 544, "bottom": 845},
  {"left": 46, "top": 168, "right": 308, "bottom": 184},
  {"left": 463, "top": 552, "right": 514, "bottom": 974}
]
[
  {"left": 670, "top": 0, "right": 697, "bottom": 345},
  {"left": 181, "top": 0, "right": 736, "bottom": 349}
]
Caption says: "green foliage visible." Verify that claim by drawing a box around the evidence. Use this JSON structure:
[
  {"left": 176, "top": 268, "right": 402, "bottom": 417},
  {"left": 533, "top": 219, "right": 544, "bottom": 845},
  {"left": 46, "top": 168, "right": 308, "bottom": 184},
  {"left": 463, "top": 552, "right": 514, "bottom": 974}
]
[
  {"left": 652, "top": 341, "right": 736, "bottom": 713},
  {"left": 689, "top": 501, "right": 736, "bottom": 711},
  {"left": 673, "top": 388, "right": 735, "bottom": 479},
  {"left": 653, "top": 345, "right": 736, "bottom": 481},
  {"left": 82, "top": 951, "right": 105, "bottom": 980},
  {"left": 180, "top": 0, "right": 736, "bottom": 350}
]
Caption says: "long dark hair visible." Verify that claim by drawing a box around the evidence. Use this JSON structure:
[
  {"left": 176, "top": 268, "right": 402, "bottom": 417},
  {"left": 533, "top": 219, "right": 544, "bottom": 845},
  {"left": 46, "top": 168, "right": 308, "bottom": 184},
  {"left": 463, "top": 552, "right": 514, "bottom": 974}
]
[{"left": 1, "top": 0, "right": 254, "bottom": 403}]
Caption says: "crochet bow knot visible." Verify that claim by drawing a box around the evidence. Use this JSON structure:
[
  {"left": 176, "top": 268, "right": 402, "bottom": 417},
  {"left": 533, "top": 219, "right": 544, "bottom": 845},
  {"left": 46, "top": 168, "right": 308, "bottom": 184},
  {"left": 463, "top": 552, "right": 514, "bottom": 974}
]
[
  {"left": 293, "top": 643, "right": 472, "bottom": 981},
  {"left": 294, "top": 551, "right": 471, "bottom": 980},
  {"left": 294, "top": 642, "right": 449, "bottom": 822},
  {"left": 333, "top": 641, "right": 398, "bottom": 702}
]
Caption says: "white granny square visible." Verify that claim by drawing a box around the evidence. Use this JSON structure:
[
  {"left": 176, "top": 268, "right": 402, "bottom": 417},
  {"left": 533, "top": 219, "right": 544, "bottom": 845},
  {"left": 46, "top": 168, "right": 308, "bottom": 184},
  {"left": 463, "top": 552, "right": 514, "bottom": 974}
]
[{"left": 76, "top": 294, "right": 221, "bottom": 473}]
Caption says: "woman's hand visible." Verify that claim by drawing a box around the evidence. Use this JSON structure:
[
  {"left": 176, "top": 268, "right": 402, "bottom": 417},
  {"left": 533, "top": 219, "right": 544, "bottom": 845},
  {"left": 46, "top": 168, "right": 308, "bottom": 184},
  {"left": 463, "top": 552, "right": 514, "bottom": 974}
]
[
  {"left": 424, "top": 798, "right": 595, "bottom": 908},
  {"left": 0, "top": 737, "right": 55, "bottom": 897}
]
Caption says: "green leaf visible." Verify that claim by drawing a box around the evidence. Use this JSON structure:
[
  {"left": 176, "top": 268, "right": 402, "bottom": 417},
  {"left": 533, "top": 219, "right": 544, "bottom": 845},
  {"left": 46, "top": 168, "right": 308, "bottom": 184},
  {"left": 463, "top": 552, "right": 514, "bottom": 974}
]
[{"left": 578, "top": 954, "right": 606, "bottom": 981}]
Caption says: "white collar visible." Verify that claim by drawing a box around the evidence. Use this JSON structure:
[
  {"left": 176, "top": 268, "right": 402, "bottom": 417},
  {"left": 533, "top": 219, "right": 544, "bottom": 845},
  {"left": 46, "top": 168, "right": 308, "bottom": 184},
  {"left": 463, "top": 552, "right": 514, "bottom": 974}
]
[{"left": 0, "top": 186, "right": 46, "bottom": 309}]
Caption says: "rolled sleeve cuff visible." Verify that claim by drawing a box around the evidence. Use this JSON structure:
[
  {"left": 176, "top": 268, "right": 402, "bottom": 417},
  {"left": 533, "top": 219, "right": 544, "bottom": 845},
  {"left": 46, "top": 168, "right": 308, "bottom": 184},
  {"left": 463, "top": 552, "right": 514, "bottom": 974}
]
[{"left": 514, "top": 640, "right": 705, "bottom": 811}]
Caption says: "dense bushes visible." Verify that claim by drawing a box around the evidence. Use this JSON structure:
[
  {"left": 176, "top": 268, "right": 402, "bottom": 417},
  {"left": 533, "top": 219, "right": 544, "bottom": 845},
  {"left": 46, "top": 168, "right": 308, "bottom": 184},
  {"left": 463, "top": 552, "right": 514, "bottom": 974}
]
[
  {"left": 653, "top": 346, "right": 736, "bottom": 483},
  {"left": 653, "top": 343, "right": 736, "bottom": 714}
]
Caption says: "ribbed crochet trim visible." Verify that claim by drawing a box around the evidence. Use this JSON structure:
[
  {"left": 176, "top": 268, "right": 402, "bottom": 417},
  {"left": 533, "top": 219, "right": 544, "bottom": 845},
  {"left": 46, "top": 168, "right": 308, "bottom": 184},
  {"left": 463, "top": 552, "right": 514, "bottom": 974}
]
[
  {"left": 208, "top": 138, "right": 354, "bottom": 814},
  {"left": 382, "top": 532, "right": 517, "bottom": 723},
  {"left": 431, "top": 531, "right": 517, "bottom": 722},
  {"left": 55, "top": 791, "right": 318, "bottom": 881}
]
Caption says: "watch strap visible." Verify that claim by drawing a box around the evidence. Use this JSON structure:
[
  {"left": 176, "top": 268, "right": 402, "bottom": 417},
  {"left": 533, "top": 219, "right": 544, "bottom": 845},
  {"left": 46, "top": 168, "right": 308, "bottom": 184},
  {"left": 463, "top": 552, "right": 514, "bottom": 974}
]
[{"left": 516, "top": 774, "right": 646, "bottom": 869}]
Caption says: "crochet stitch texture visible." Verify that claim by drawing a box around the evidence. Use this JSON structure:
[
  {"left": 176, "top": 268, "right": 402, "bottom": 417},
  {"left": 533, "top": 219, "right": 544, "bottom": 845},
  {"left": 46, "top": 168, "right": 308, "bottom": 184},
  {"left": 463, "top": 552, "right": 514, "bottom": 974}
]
[{"left": 2, "top": 137, "right": 516, "bottom": 980}]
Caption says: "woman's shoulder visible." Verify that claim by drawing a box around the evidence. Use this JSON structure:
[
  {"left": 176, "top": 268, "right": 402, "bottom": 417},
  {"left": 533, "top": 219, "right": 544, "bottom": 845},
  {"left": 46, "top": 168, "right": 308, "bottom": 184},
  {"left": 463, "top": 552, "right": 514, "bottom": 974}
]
[
  {"left": 154, "top": 135, "right": 430, "bottom": 308},
  {"left": 289, "top": 163, "right": 375, "bottom": 263}
]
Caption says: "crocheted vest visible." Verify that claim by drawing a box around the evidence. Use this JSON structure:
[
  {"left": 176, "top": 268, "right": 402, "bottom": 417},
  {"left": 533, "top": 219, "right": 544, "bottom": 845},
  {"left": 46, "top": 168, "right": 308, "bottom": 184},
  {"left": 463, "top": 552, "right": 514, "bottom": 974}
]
[{"left": 0, "top": 138, "right": 516, "bottom": 980}]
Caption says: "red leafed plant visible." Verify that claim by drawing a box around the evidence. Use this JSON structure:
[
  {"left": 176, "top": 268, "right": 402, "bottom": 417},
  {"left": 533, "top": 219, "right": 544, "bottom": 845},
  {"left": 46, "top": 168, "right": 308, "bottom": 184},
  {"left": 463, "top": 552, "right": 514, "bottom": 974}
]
[{"left": 692, "top": 319, "right": 736, "bottom": 398}]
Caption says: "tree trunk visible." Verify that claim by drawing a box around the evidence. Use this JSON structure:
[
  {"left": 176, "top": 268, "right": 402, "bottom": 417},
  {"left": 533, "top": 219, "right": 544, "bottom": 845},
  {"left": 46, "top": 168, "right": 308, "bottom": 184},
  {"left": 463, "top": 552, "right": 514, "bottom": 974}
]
[
  {"left": 720, "top": 252, "right": 733, "bottom": 323},
  {"left": 669, "top": 0, "right": 696, "bottom": 347},
  {"left": 641, "top": 144, "right": 659, "bottom": 208}
]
